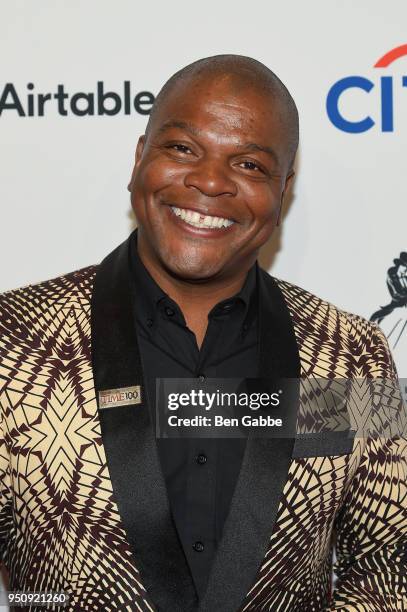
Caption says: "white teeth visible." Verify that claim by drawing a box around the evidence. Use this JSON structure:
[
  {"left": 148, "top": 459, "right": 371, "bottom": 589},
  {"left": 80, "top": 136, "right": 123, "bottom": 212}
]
[{"left": 170, "top": 206, "right": 234, "bottom": 229}]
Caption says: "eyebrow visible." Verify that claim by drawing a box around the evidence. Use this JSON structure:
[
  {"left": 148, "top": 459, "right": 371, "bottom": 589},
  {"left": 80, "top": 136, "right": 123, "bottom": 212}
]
[
  {"left": 156, "top": 120, "right": 280, "bottom": 165},
  {"left": 236, "top": 142, "right": 280, "bottom": 165},
  {"left": 156, "top": 120, "right": 201, "bottom": 137}
]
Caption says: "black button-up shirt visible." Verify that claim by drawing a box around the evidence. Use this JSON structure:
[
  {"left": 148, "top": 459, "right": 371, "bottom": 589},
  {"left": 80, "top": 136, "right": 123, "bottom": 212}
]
[{"left": 129, "top": 230, "right": 258, "bottom": 598}]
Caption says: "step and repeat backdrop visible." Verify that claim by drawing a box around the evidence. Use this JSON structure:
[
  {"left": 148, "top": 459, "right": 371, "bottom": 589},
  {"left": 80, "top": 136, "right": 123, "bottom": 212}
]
[
  {"left": 0, "top": 1, "right": 406, "bottom": 604},
  {"left": 1, "top": 2, "right": 406, "bottom": 372}
]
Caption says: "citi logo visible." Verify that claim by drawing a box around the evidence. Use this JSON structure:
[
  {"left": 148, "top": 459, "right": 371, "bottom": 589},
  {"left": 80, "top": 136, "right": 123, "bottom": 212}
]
[
  {"left": 0, "top": 81, "right": 155, "bottom": 117},
  {"left": 326, "top": 44, "right": 407, "bottom": 132}
]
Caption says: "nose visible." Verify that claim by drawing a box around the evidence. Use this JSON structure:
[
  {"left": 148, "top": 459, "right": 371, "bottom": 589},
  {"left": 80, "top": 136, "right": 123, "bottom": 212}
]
[{"left": 184, "top": 158, "right": 237, "bottom": 197}]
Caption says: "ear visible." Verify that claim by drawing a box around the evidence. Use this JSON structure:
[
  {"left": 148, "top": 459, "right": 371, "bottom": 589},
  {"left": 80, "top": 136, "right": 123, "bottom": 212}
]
[
  {"left": 127, "top": 135, "right": 146, "bottom": 192},
  {"left": 276, "top": 170, "right": 295, "bottom": 227}
]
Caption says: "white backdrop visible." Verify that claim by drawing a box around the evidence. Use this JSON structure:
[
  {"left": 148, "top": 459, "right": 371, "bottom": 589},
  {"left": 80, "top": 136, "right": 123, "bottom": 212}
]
[
  {"left": 0, "top": 1, "right": 406, "bottom": 603},
  {"left": 1, "top": 2, "right": 406, "bottom": 376}
]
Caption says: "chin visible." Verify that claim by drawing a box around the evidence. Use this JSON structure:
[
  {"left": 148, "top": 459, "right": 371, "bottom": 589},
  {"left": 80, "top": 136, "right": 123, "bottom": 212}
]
[{"left": 161, "top": 254, "right": 222, "bottom": 281}]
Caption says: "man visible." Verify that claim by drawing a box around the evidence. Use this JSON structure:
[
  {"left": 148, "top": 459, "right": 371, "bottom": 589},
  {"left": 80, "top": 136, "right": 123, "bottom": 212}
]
[{"left": 0, "top": 55, "right": 406, "bottom": 611}]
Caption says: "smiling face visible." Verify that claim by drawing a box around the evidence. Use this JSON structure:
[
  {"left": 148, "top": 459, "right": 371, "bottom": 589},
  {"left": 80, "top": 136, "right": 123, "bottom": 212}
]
[{"left": 128, "top": 74, "right": 295, "bottom": 282}]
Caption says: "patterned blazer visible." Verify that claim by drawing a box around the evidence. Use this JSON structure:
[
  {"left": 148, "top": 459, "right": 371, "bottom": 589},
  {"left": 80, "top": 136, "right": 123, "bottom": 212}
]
[{"left": 0, "top": 230, "right": 406, "bottom": 612}]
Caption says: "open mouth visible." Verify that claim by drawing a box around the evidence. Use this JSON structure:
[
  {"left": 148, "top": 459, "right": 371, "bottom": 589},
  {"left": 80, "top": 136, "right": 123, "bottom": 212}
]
[{"left": 169, "top": 205, "right": 235, "bottom": 230}]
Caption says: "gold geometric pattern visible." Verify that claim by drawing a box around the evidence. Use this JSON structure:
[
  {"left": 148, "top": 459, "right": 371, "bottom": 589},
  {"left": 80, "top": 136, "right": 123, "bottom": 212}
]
[{"left": 0, "top": 268, "right": 406, "bottom": 611}]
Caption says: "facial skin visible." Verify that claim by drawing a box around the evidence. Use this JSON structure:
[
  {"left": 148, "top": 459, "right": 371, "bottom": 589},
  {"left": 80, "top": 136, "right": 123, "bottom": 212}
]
[{"left": 128, "top": 73, "right": 295, "bottom": 304}]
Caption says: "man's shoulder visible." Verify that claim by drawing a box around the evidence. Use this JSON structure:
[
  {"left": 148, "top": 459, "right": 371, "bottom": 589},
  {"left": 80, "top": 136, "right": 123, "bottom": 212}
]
[
  {"left": 0, "top": 264, "right": 99, "bottom": 325},
  {"left": 267, "top": 272, "right": 385, "bottom": 347},
  {"left": 267, "top": 273, "right": 396, "bottom": 376}
]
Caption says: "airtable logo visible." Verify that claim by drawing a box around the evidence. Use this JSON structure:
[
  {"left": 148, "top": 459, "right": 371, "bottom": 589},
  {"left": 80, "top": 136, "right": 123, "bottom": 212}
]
[
  {"left": 326, "top": 44, "right": 407, "bottom": 132},
  {"left": 0, "top": 81, "right": 154, "bottom": 117}
]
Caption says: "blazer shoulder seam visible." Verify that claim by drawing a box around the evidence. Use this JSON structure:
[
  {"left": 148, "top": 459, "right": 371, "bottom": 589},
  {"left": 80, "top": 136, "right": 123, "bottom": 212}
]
[{"left": 0, "top": 264, "right": 99, "bottom": 304}]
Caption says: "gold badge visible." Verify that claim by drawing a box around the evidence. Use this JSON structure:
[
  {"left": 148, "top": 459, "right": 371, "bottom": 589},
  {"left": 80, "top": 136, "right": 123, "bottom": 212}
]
[{"left": 99, "top": 385, "right": 142, "bottom": 409}]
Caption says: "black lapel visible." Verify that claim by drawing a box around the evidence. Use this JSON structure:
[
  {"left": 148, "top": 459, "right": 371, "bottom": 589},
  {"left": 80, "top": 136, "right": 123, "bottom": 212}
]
[
  {"left": 198, "top": 266, "right": 301, "bottom": 612},
  {"left": 91, "top": 232, "right": 199, "bottom": 612}
]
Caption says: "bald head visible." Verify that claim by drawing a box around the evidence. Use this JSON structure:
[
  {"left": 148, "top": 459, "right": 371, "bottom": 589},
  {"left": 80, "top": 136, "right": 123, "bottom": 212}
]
[{"left": 145, "top": 54, "right": 299, "bottom": 169}]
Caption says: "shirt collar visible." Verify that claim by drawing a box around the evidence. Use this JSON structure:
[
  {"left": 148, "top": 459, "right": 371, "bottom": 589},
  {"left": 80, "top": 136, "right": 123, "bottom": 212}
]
[{"left": 128, "top": 228, "right": 257, "bottom": 327}]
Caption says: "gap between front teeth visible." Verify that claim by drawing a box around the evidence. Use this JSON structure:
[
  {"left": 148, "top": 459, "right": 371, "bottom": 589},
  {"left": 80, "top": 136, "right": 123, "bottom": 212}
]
[{"left": 170, "top": 206, "right": 234, "bottom": 228}]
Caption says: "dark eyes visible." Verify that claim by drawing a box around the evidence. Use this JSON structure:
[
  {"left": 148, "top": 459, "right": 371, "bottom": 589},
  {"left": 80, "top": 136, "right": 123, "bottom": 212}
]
[
  {"left": 167, "top": 143, "right": 192, "bottom": 154},
  {"left": 165, "top": 143, "right": 267, "bottom": 175},
  {"left": 239, "top": 160, "right": 264, "bottom": 173}
]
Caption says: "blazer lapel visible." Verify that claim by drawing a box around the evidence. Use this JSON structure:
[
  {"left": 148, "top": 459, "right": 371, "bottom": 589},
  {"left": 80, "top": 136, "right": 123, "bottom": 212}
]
[
  {"left": 91, "top": 232, "right": 199, "bottom": 611},
  {"left": 91, "top": 232, "right": 301, "bottom": 612},
  {"left": 198, "top": 266, "right": 301, "bottom": 612}
]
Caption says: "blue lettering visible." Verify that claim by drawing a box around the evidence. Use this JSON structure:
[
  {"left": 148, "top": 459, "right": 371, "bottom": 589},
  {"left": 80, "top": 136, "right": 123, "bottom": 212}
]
[
  {"left": 381, "top": 77, "right": 393, "bottom": 132},
  {"left": 326, "top": 76, "right": 374, "bottom": 133}
]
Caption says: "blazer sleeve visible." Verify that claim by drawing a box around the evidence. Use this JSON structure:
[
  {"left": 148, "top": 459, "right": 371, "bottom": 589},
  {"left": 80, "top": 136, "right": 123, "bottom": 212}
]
[
  {"left": 0, "top": 406, "right": 12, "bottom": 564},
  {"left": 327, "top": 324, "right": 407, "bottom": 611}
]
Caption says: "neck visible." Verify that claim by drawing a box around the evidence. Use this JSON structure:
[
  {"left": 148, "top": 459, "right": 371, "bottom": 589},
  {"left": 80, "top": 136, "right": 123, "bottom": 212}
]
[{"left": 136, "top": 236, "right": 256, "bottom": 348}]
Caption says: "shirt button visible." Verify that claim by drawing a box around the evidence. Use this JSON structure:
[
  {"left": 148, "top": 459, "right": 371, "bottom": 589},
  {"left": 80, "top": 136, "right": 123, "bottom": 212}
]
[
  {"left": 222, "top": 301, "right": 234, "bottom": 312},
  {"left": 165, "top": 307, "right": 175, "bottom": 317},
  {"left": 196, "top": 453, "right": 207, "bottom": 465},
  {"left": 197, "top": 374, "right": 206, "bottom": 382},
  {"left": 146, "top": 318, "right": 153, "bottom": 327},
  {"left": 193, "top": 541, "right": 204, "bottom": 552}
]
